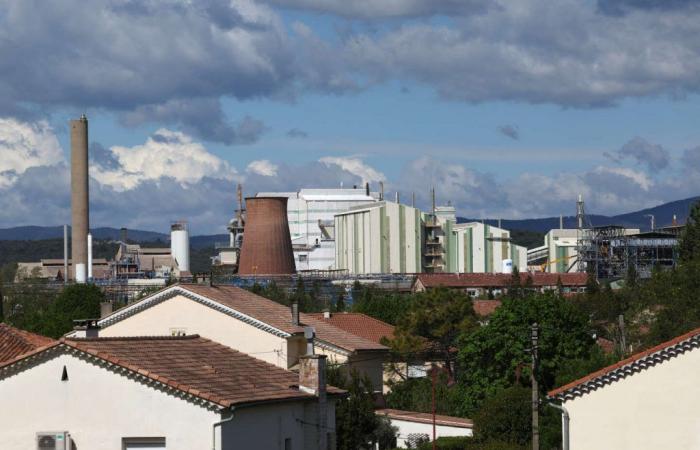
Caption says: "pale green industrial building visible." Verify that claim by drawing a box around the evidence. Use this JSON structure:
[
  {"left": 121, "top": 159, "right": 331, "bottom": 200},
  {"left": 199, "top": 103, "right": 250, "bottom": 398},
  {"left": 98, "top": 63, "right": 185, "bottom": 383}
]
[
  {"left": 335, "top": 201, "right": 527, "bottom": 275},
  {"left": 335, "top": 201, "right": 422, "bottom": 274}
]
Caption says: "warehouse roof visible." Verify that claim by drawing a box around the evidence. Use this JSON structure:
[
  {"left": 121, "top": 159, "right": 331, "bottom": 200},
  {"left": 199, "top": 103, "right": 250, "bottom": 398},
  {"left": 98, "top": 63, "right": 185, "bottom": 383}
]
[{"left": 0, "top": 335, "right": 343, "bottom": 408}]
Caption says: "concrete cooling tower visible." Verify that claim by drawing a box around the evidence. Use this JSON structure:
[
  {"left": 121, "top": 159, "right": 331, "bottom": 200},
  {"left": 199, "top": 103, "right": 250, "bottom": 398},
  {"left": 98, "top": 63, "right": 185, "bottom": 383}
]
[{"left": 238, "top": 197, "right": 296, "bottom": 275}]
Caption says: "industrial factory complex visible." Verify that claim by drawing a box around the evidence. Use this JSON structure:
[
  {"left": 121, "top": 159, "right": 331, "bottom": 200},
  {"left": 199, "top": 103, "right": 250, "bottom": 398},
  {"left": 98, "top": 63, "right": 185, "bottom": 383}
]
[{"left": 11, "top": 116, "right": 685, "bottom": 299}]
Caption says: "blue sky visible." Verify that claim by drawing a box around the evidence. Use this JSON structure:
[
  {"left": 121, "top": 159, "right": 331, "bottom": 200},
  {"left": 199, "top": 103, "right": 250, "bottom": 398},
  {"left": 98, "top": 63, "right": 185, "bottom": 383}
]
[{"left": 1, "top": 0, "right": 700, "bottom": 233}]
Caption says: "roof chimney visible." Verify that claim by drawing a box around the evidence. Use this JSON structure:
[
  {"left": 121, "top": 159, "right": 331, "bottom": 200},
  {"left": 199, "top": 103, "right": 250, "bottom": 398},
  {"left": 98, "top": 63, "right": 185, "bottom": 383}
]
[
  {"left": 100, "top": 301, "right": 113, "bottom": 319},
  {"left": 73, "top": 319, "right": 100, "bottom": 338},
  {"left": 365, "top": 182, "right": 370, "bottom": 196},
  {"left": 304, "top": 326, "right": 315, "bottom": 355},
  {"left": 291, "top": 300, "right": 300, "bottom": 326},
  {"left": 323, "top": 309, "right": 331, "bottom": 319},
  {"left": 299, "top": 350, "right": 328, "bottom": 450}
]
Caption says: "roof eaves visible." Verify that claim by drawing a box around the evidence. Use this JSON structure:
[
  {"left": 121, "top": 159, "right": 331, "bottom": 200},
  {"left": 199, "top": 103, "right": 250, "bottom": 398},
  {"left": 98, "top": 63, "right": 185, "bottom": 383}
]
[
  {"left": 548, "top": 328, "right": 700, "bottom": 401},
  {"left": 94, "top": 285, "right": 292, "bottom": 339}
]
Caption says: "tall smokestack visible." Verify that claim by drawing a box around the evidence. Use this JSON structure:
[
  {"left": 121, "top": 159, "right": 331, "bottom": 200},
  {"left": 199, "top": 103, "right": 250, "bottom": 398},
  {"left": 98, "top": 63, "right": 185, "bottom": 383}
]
[
  {"left": 238, "top": 197, "right": 296, "bottom": 275},
  {"left": 71, "top": 115, "right": 89, "bottom": 283}
]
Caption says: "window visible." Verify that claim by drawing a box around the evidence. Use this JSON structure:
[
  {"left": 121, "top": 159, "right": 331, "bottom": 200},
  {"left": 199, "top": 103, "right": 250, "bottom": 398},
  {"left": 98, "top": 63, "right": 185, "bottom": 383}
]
[
  {"left": 122, "top": 437, "right": 166, "bottom": 449},
  {"left": 298, "top": 254, "right": 308, "bottom": 262},
  {"left": 284, "top": 438, "right": 292, "bottom": 450}
]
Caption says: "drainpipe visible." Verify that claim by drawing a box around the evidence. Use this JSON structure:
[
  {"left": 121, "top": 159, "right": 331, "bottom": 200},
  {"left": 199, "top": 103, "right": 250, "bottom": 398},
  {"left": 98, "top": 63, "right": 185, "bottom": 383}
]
[
  {"left": 212, "top": 408, "right": 235, "bottom": 450},
  {"left": 547, "top": 402, "right": 569, "bottom": 450}
]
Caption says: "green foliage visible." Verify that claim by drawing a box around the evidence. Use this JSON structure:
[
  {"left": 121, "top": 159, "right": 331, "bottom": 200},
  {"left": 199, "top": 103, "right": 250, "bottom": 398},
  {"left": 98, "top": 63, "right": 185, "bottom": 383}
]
[
  {"left": 472, "top": 386, "right": 531, "bottom": 445},
  {"left": 385, "top": 374, "right": 461, "bottom": 417},
  {"left": 42, "top": 284, "right": 104, "bottom": 338},
  {"left": 457, "top": 292, "right": 596, "bottom": 415},
  {"left": 351, "top": 285, "right": 414, "bottom": 325},
  {"left": 416, "top": 437, "right": 525, "bottom": 450},
  {"left": 334, "top": 369, "right": 397, "bottom": 450},
  {"left": 2, "top": 282, "right": 104, "bottom": 338},
  {"left": 388, "top": 288, "right": 476, "bottom": 378},
  {"left": 679, "top": 200, "right": 700, "bottom": 263}
]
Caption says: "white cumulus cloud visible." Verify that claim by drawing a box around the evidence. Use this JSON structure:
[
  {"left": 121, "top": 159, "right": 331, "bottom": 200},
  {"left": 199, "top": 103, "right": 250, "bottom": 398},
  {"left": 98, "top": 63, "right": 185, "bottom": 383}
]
[
  {"left": 0, "top": 118, "right": 63, "bottom": 187},
  {"left": 246, "top": 159, "right": 279, "bottom": 176},
  {"left": 92, "top": 129, "right": 238, "bottom": 191},
  {"left": 319, "top": 156, "right": 386, "bottom": 184}
]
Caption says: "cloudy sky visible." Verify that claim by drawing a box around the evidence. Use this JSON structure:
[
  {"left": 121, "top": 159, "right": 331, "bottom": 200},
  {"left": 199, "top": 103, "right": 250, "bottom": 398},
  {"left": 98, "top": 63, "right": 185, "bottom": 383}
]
[{"left": 1, "top": 0, "right": 700, "bottom": 234}]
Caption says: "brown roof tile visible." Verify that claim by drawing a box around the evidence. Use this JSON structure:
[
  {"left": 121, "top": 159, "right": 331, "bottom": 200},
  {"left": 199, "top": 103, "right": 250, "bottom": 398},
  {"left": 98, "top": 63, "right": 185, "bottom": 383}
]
[
  {"left": 111, "top": 284, "right": 388, "bottom": 353},
  {"left": 305, "top": 313, "right": 395, "bottom": 346},
  {"left": 472, "top": 299, "right": 502, "bottom": 317},
  {"left": 416, "top": 272, "right": 587, "bottom": 289},
  {"left": 548, "top": 326, "right": 700, "bottom": 399},
  {"left": 0, "top": 323, "right": 55, "bottom": 363},
  {"left": 56, "top": 335, "right": 344, "bottom": 407},
  {"left": 376, "top": 408, "right": 473, "bottom": 428}
]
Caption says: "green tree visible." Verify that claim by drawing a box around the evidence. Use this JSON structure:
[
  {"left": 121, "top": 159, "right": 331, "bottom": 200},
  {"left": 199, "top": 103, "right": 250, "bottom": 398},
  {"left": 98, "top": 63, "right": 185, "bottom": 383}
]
[
  {"left": 334, "top": 369, "right": 397, "bottom": 450},
  {"left": 457, "top": 292, "right": 596, "bottom": 415},
  {"left": 472, "top": 386, "right": 531, "bottom": 446},
  {"left": 679, "top": 200, "right": 700, "bottom": 263},
  {"left": 385, "top": 372, "right": 462, "bottom": 416},
  {"left": 42, "top": 284, "right": 104, "bottom": 338},
  {"left": 387, "top": 288, "right": 476, "bottom": 379},
  {"left": 351, "top": 285, "right": 413, "bottom": 325}
]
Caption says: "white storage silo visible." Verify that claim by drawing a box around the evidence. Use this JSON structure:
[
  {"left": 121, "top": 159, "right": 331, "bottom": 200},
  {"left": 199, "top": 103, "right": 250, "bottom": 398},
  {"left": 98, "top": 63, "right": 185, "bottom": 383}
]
[
  {"left": 502, "top": 258, "right": 513, "bottom": 274},
  {"left": 170, "top": 222, "right": 190, "bottom": 273}
]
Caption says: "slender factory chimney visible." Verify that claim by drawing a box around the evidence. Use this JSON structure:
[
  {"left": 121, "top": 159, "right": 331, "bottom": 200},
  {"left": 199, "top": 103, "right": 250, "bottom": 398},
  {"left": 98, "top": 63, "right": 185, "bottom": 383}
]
[
  {"left": 70, "top": 115, "right": 89, "bottom": 283},
  {"left": 365, "top": 182, "right": 370, "bottom": 196}
]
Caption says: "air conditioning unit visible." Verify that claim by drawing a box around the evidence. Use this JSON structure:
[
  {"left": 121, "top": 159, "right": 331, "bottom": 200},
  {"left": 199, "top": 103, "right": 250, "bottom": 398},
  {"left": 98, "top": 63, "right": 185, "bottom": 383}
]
[{"left": 37, "top": 432, "right": 71, "bottom": 450}]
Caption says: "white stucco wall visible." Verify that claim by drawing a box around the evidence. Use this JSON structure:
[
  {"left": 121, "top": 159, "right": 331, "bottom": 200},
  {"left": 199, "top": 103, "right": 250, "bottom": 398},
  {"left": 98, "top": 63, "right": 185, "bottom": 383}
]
[
  {"left": 563, "top": 347, "right": 700, "bottom": 450},
  {"left": 222, "top": 400, "right": 337, "bottom": 450},
  {"left": 99, "top": 294, "right": 296, "bottom": 369},
  {"left": 388, "top": 418, "right": 472, "bottom": 448},
  {"left": 0, "top": 352, "right": 219, "bottom": 450}
]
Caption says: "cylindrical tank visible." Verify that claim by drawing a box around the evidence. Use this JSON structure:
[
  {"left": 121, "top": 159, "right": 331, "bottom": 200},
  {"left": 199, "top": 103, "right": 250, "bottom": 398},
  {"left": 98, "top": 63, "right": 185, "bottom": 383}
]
[
  {"left": 502, "top": 258, "right": 513, "bottom": 274},
  {"left": 70, "top": 115, "right": 89, "bottom": 282},
  {"left": 171, "top": 222, "right": 190, "bottom": 273},
  {"left": 87, "top": 232, "right": 93, "bottom": 280},
  {"left": 238, "top": 197, "right": 296, "bottom": 275}
]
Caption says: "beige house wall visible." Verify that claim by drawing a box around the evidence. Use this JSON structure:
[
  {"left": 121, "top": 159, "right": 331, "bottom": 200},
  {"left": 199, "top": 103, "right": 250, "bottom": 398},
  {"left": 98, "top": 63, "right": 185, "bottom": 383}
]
[
  {"left": 564, "top": 348, "right": 700, "bottom": 450},
  {"left": 0, "top": 353, "right": 218, "bottom": 450},
  {"left": 99, "top": 294, "right": 296, "bottom": 369}
]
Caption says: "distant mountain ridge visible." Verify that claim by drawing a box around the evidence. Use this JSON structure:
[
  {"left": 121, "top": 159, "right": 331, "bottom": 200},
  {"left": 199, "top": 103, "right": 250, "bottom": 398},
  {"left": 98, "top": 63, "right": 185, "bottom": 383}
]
[
  {"left": 0, "top": 226, "right": 228, "bottom": 249},
  {"left": 460, "top": 196, "right": 699, "bottom": 232},
  {"left": 1, "top": 196, "right": 697, "bottom": 242}
]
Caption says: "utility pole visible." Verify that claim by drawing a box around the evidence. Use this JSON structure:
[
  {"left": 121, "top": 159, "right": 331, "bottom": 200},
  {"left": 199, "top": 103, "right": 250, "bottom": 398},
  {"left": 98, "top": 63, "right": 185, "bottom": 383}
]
[
  {"left": 531, "top": 323, "right": 540, "bottom": 450},
  {"left": 618, "top": 314, "right": 627, "bottom": 356},
  {"left": 432, "top": 366, "right": 437, "bottom": 450}
]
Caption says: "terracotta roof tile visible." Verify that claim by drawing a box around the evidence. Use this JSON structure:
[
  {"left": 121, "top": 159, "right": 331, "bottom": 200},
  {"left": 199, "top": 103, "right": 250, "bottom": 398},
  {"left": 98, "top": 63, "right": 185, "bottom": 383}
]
[
  {"left": 376, "top": 408, "right": 473, "bottom": 428},
  {"left": 0, "top": 323, "right": 55, "bottom": 363},
  {"left": 108, "top": 284, "right": 388, "bottom": 353},
  {"left": 305, "top": 313, "right": 395, "bottom": 346},
  {"left": 548, "top": 326, "right": 700, "bottom": 399},
  {"left": 472, "top": 300, "right": 502, "bottom": 317},
  {"left": 415, "top": 272, "right": 587, "bottom": 289},
  {"left": 59, "top": 335, "right": 344, "bottom": 407}
]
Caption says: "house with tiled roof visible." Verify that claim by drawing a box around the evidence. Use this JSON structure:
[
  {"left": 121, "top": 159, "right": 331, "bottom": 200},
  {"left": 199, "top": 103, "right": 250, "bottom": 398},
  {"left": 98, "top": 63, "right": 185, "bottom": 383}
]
[
  {"left": 0, "top": 323, "right": 54, "bottom": 363},
  {"left": 548, "top": 327, "right": 700, "bottom": 450},
  {"left": 68, "top": 284, "right": 389, "bottom": 392},
  {"left": 412, "top": 272, "right": 587, "bottom": 297},
  {"left": 376, "top": 409, "right": 473, "bottom": 448},
  {"left": 0, "top": 334, "right": 341, "bottom": 449}
]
